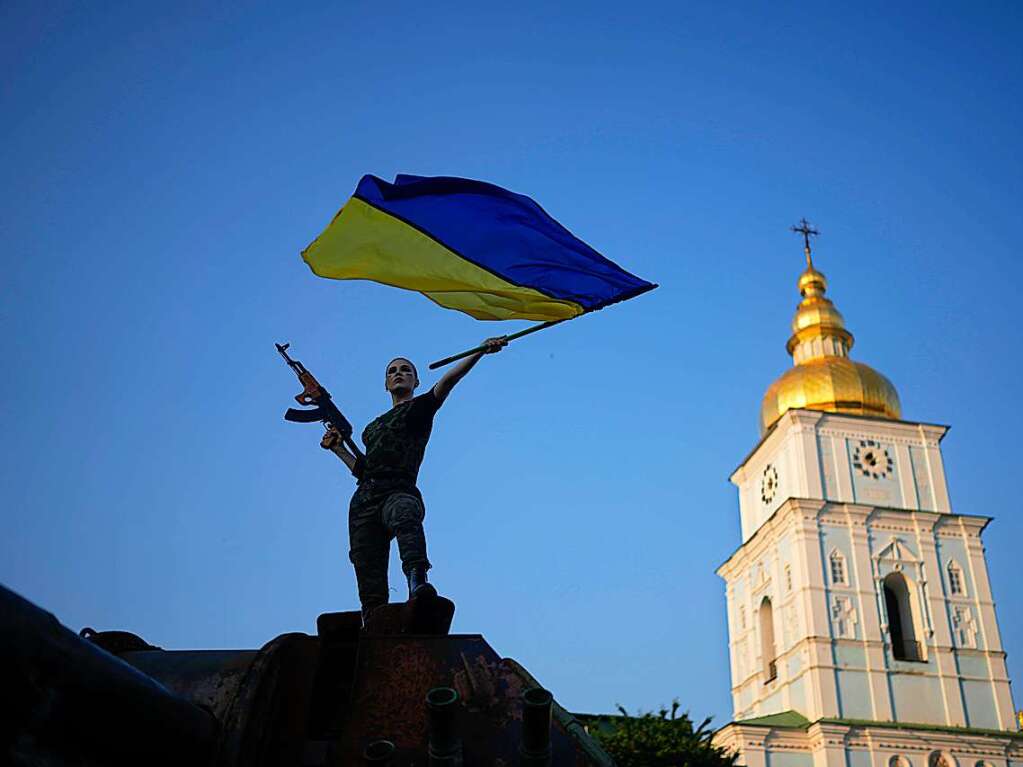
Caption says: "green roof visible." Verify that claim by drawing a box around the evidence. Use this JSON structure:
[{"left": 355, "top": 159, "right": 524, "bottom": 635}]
[{"left": 734, "top": 711, "right": 811, "bottom": 728}]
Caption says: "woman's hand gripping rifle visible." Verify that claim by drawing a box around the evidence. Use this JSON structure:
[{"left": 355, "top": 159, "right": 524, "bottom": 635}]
[{"left": 276, "top": 343, "right": 365, "bottom": 478}]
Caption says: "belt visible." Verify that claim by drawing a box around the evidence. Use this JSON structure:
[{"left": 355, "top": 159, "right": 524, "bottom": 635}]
[{"left": 360, "top": 473, "right": 416, "bottom": 486}]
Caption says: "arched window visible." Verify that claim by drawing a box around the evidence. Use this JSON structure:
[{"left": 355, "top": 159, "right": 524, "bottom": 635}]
[
  {"left": 889, "top": 756, "right": 911, "bottom": 767},
  {"left": 884, "top": 572, "right": 923, "bottom": 661},
  {"left": 947, "top": 560, "right": 965, "bottom": 595},
  {"left": 829, "top": 550, "right": 847, "bottom": 585},
  {"left": 760, "top": 597, "right": 777, "bottom": 682},
  {"left": 928, "top": 752, "right": 955, "bottom": 767}
]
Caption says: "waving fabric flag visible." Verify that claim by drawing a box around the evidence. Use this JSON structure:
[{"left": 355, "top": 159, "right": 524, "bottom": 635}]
[{"left": 302, "top": 174, "right": 656, "bottom": 321}]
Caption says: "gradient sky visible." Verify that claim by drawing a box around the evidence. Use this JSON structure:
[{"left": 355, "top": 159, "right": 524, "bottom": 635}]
[{"left": 3, "top": 2, "right": 1021, "bottom": 723}]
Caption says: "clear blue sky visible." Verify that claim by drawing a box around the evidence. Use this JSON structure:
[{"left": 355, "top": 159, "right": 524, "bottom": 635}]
[{"left": 3, "top": 2, "right": 1021, "bottom": 722}]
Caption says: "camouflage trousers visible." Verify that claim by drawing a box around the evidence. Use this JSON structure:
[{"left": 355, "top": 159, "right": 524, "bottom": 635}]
[{"left": 348, "top": 482, "right": 430, "bottom": 613}]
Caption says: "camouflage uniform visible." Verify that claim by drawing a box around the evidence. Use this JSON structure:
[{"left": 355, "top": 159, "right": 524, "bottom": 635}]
[{"left": 348, "top": 389, "right": 442, "bottom": 613}]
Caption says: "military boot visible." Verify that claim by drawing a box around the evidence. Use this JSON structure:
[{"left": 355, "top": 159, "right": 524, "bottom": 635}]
[{"left": 407, "top": 565, "right": 437, "bottom": 600}]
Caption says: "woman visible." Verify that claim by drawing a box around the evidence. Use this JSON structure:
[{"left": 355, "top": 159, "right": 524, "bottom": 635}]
[{"left": 322, "top": 337, "right": 507, "bottom": 620}]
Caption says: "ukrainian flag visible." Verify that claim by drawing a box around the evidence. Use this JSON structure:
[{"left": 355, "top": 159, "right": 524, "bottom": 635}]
[{"left": 302, "top": 175, "right": 656, "bottom": 321}]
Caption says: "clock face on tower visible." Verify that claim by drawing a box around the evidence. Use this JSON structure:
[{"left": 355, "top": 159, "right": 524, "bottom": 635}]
[
  {"left": 761, "top": 464, "right": 779, "bottom": 504},
  {"left": 852, "top": 439, "right": 894, "bottom": 479}
]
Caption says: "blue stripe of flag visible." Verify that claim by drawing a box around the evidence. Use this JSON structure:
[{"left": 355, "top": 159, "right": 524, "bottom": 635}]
[{"left": 353, "top": 174, "right": 656, "bottom": 312}]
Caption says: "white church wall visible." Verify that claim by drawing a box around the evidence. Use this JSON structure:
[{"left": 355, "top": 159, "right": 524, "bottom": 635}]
[
  {"left": 961, "top": 680, "right": 1000, "bottom": 730},
  {"left": 908, "top": 446, "right": 932, "bottom": 510},
  {"left": 762, "top": 689, "right": 784, "bottom": 713},
  {"left": 739, "top": 684, "right": 754, "bottom": 714},
  {"left": 789, "top": 675, "right": 808, "bottom": 713},
  {"left": 955, "top": 653, "right": 989, "bottom": 679},
  {"left": 895, "top": 443, "right": 920, "bottom": 508},
  {"left": 890, "top": 674, "right": 945, "bottom": 724},
  {"left": 766, "top": 752, "right": 814, "bottom": 767},
  {"left": 844, "top": 749, "right": 872, "bottom": 767},
  {"left": 819, "top": 435, "right": 839, "bottom": 499},
  {"left": 836, "top": 669, "right": 873, "bottom": 718},
  {"left": 905, "top": 440, "right": 953, "bottom": 514},
  {"left": 835, "top": 644, "right": 867, "bottom": 667}
]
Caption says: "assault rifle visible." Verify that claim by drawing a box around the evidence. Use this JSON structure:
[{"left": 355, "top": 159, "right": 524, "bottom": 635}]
[{"left": 276, "top": 343, "right": 365, "bottom": 468}]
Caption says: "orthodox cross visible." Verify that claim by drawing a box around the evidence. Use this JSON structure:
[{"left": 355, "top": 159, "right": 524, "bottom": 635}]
[
  {"left": 831, "top": 595, "right": 858, "bottom": 639},
  {"left": 952, "top": 606, "right": 978, "bottom": 648},
  {"left": 790, "top": 218, "right": 819, "bottom": 267}
]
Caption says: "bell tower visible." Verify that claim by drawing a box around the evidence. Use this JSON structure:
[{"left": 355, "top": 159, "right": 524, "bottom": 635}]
[{"left": 713, "top": 224, "right": 1020, "bottom": 767}]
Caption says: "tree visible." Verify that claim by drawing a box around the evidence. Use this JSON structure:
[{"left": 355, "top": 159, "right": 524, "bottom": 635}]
[{"left": 588, "top": 700, "right": 738, "bottom": 767}]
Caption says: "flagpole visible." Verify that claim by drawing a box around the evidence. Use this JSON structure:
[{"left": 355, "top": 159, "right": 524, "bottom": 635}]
[{"left": 428, "top": 319, "right": 567, "bottom": 370}]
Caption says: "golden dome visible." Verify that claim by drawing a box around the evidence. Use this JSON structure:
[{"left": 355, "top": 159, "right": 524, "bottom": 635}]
[{"left": 760, "top": 246, "right": 901, "bottom": 434}]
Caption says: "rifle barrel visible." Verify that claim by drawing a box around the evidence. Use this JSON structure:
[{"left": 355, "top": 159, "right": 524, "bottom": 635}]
[{"left": 276, "top": 342, "right": 296, "bottom": 364}]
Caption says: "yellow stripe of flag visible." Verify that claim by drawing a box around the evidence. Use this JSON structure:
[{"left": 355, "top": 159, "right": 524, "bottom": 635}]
[{"left": 302, "top": 197, "right": 584, "bottom": 321}]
